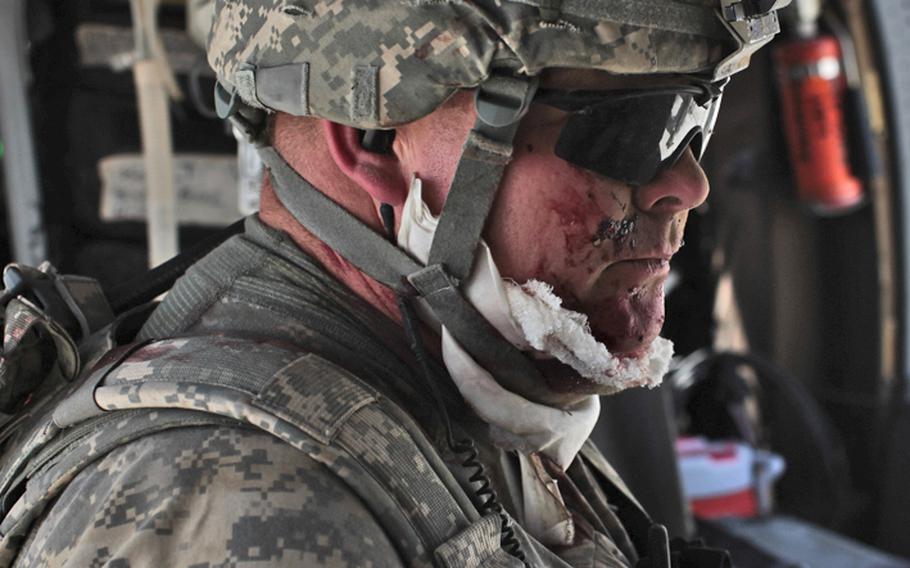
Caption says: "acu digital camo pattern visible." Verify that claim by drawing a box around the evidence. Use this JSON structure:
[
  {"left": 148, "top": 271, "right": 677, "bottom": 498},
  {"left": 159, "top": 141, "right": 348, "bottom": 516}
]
[
  {"left": 207, "top": 0, "right": 733, "bottom": 127},
  {"left": 0, "top": 333, "right": 492, "bottom": 567},
  {"left": 88, "top": 337, "right": 539, "bottom": 566},
  {"left": 13, "top": 426, "right": 405, "bottom": 567}
]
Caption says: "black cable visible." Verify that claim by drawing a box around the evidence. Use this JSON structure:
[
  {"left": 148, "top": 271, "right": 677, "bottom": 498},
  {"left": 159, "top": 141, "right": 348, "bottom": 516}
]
[{"left": 379, "top": 204, "right": 526, "bottom": 563}]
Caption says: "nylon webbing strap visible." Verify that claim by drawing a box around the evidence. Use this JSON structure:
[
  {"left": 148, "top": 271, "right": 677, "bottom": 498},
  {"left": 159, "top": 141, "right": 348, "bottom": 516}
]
[
  {"left": 426, "top": 131, "right": 513, "bottom": 282},
  {"left": 427, "top": 75, "right": 536, "bottom": 283},
  {"left": 259, "top": 147, "right": 422, "bottom": 294},
  {"left": 409, "top": 265, "right": 558, "bottom": 405}
]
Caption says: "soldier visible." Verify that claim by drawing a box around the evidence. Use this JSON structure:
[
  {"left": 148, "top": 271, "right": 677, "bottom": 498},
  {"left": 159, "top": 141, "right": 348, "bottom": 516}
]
[{"left": 1, "top": 0, "right": 789, "bottom": 566}]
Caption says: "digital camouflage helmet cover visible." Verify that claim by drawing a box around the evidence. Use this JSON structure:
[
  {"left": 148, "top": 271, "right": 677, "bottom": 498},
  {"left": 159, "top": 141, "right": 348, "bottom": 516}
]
[{"left": 209, "top": 0, "right": 788, "bottom": 128}]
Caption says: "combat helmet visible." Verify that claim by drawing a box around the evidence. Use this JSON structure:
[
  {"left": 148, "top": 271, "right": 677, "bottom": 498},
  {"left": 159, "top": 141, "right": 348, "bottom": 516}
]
[{"left": 208, "top": 0, "right": 791, "bottom": 404}]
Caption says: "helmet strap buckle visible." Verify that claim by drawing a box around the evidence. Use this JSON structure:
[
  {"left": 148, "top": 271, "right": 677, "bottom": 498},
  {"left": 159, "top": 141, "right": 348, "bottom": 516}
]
[
  {"left": 475, "top": 73, "right": 540, "bottom": 139},
  {"left": 215, "top": 80, "right": 268, "bottom": 145}
]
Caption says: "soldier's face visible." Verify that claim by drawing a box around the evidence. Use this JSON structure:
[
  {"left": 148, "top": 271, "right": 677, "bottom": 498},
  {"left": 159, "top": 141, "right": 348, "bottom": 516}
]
[{"left": 398, "top": 71, "right": 708, "bottom": 383}]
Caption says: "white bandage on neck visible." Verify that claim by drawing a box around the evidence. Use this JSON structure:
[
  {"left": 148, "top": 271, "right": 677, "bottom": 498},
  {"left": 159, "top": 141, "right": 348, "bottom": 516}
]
[{"left": 397, "top": 177, "right": 673, "bottom": 545}]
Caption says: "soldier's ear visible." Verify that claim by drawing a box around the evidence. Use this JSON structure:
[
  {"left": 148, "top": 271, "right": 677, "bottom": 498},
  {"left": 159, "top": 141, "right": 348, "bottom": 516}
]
[{"left": 323, "top": 120, "right": 408, "bottom": 206}]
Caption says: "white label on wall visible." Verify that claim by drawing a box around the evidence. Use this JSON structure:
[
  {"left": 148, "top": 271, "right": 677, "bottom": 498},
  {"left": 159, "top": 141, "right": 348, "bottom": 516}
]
[
  {"left": 236, "top": 133, "right": 263, "bottom": 215},
  {"left": 76, "top": 24, "right": 209, "bottom": 74},
  {"left": 99, "top": 154, "right": 242, "bottom": 226}
]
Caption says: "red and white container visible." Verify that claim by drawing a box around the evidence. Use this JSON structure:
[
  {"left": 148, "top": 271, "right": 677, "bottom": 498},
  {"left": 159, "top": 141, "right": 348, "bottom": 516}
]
[{"left": 676, "top": 437, "right": 786, "bottom": 519}]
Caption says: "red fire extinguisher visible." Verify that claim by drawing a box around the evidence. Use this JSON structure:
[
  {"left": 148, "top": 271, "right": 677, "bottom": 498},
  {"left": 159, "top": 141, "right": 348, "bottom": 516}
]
[{"left": 775, "top": 34, "right": 864, "bottom": 214}]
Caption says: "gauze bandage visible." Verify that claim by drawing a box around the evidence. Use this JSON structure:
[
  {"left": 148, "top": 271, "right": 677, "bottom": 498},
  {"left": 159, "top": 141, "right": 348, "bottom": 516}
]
[{"left": 506, "top": 280, "right": 674, "bottom": 395}]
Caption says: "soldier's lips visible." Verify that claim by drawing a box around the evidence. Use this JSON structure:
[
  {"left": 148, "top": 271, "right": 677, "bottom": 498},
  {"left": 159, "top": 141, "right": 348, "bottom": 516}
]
[
  {"left": 579, "top": 269, "right": 667, "bottom": 356},
  {"left": 605, "top": 258, "right": 670, "bottom": 281}
]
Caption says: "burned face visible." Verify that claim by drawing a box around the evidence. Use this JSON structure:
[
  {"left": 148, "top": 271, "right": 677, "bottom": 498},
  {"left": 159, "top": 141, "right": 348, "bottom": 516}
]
[
  {"left": 394, "top": 71, "right": 709, "bottom": 394},
  {"left": 488, "top": 121, "right": 706, "bottom": 358}
]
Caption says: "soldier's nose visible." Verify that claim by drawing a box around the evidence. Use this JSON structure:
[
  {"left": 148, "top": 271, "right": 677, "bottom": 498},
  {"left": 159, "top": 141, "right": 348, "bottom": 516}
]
[{"left": 632, "top": 149, "right": 709, "bottom": 216}]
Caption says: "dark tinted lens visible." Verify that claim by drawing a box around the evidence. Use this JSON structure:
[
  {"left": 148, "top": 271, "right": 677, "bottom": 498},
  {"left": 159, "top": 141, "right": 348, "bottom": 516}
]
[
  {"left": 535, "top": 84, "right": 724, "bottom": 184},
  {"left": 552, "top": 93, "right": 690, "bottom": 185},
  {"left": 556, "top": 95, "right": 677, "bottom": 185}
]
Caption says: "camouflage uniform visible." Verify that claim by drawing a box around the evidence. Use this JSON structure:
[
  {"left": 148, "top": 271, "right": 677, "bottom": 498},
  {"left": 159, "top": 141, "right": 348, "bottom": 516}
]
[
  {"left": 10, "top": 217, "right": 649, "bottom": 567},
  {"left": 15, "top": 427, "right": 401, "bottom": 567}
]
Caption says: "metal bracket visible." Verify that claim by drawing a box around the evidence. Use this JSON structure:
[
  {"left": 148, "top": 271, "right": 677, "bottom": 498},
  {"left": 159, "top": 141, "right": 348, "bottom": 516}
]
[
  {"left": 214, "top": 80, "right": 268, "bottom": 145},
  {"left": 714, "top": 0, "right": 791, "bottom": 79},
  {"left": 214, "top": 80, "right": 240, "bottom": 120}
]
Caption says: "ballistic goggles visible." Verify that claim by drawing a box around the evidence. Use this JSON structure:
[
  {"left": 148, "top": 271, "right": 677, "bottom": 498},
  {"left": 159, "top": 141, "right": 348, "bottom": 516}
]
[{"left": 534, "top": 81, "right": 726, "bottom": 186}]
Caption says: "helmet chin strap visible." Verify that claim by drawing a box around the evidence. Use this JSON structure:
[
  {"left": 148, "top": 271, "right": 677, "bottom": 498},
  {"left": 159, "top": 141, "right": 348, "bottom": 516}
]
[{"left": 253, "top": 72, "right": 585, "bottom": 407}]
